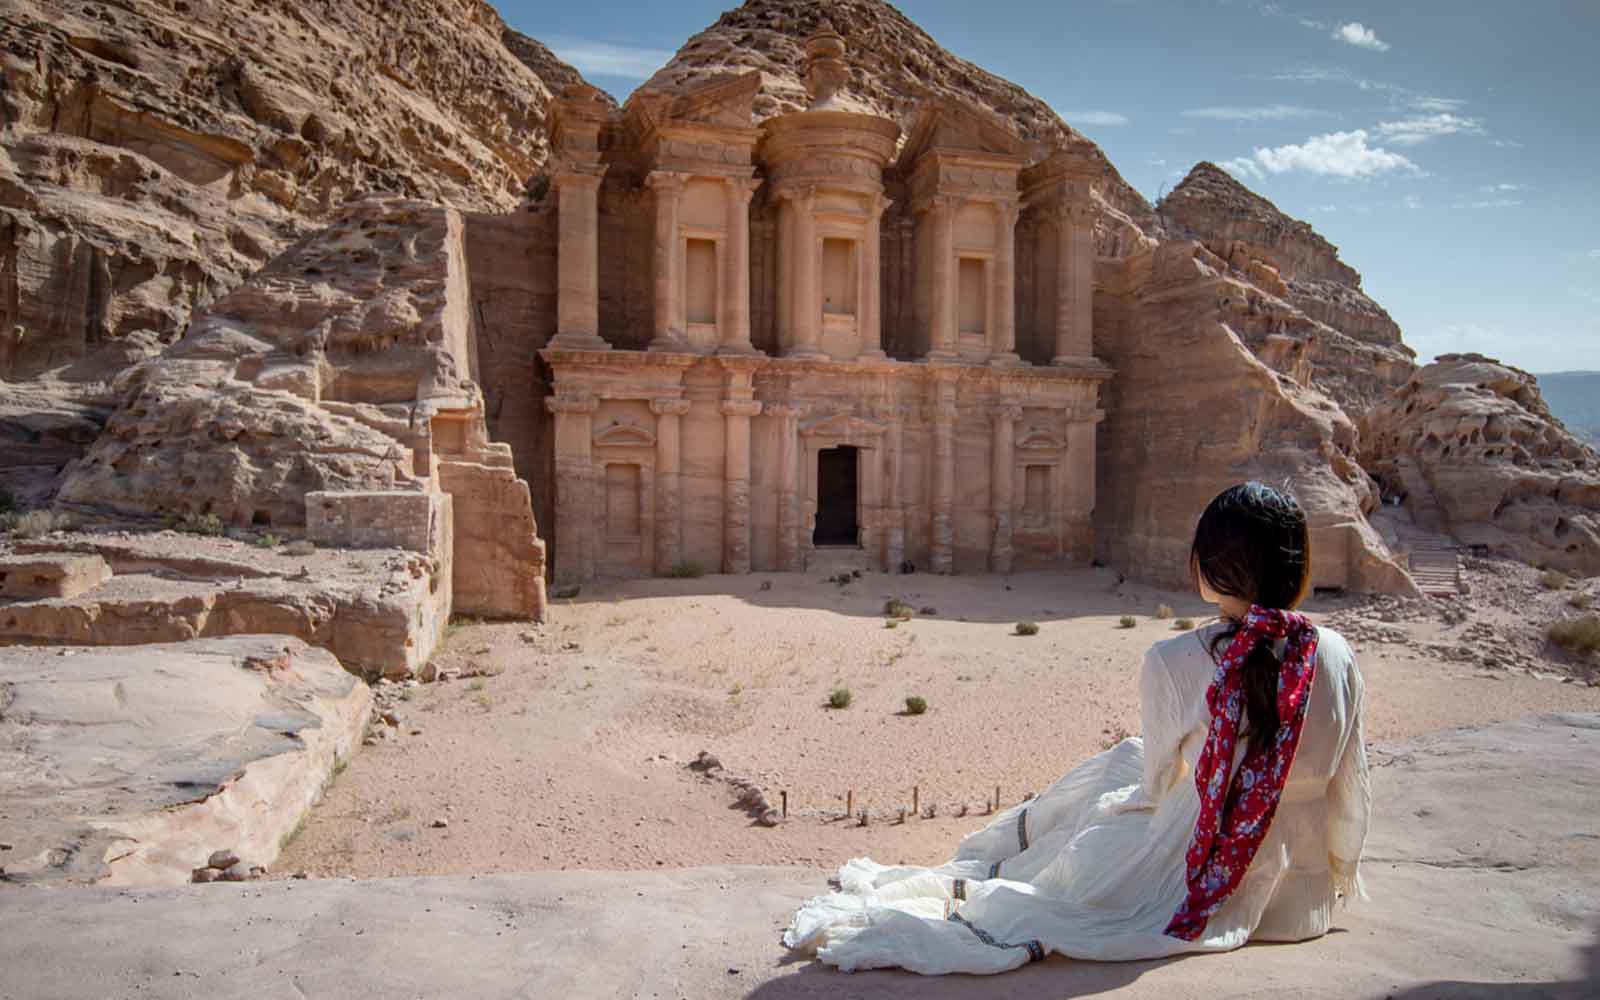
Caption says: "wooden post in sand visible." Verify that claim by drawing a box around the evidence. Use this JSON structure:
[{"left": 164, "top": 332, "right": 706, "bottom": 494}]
[
  {"left": 847, "top": 788, "right": 853, "bottom": 819},
  {"left": 995, "top": 784, "right": 1001, "bottom": 811},
  {"left": 781, "top": 790, "right": 788, "bottom": 818},
  {"left": 913, "top": 785, "right": 920, "bottom": 816}
]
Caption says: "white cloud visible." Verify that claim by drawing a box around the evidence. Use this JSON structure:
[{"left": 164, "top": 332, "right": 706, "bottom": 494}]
[
  {"left": 1334, "top": 22, "right": 1391, "bottom": 52},
  {"left": 1588, "top": 250, "right": 1600, "bottom": 259},
  {"left": 1299, "top": 17, "right": 1329, "bottom": 31},
  {"left": 1411, "top": 96, "right": 1466, "bottom": 113},
  {"left": 1466, "top": 198, "right": 1522, "bottom": 209},
  {"left": 1404, "top": 194, "right": 1423, "bottom": 210},
  {"left": 1315, "top": 204, "right": 1338, "bottom": 213},
  {"left": 1181, "top": 104, "right": 1330, "bottom": 121},
  {"left": 1490, "top": 138, "right": 1526, "bottom": 149},
  {"left": 1223, "top": 130, "right": 1421, "bottom": 180},
  {"left": 1374, "top": 112, "right": 1485, "bottom": 145},
  {"left": 1063, "top": 111, "right": 1130, "bottom": 127},
  {"left": 1478, "top": 183, "right": 1529, "bottom": 195},
  {"left": 547, "top": 37, "right": 675, "bottom": 80}
]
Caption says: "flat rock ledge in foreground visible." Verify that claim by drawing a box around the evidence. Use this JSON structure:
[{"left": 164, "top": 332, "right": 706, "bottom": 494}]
[
  {"left": 0, "top": 714, "right": 1595, "bottom": 998},
  {"left": 0, "top": 636, "right": 370, "bottom": 886}
]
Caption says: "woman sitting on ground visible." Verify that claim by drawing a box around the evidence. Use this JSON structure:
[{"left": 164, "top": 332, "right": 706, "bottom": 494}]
[{"left": 784, "top": 481, "right": 1371, "bottom": 974}]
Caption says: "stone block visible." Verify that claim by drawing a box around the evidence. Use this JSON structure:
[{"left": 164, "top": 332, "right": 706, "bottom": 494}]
[
  {"left": 305, "top": 490, "right": 446, "bottom": 554},
  {"left": 0, "top": 553, "right": 112, "bottom": 600}
]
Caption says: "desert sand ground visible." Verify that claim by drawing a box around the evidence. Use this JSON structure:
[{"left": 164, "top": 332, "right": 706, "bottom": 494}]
[{"left": 276, "top": 562, "right": 1600, "bottom": 880}]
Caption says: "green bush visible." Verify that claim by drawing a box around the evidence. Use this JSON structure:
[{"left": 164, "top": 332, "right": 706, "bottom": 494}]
[
  {"left": 254, "top": 532, "right": 281, "bottom": 549},
  {"left": 1540, "top": 570, "right": 1574, "bottom": 590},
  {"left": 13, "top": 509, "right": 63, "bottom": 538},
  {"left": 665, "top": 561, "right": 705, "bottom": 579},
  {"left": 1155, "top": 604, "right": 1175, "bottom": 619},
  {"left": 883, "top": 619, "right": 899, "bottom": 629},
  {"left": 1174, "top": 617, "right": 1196, "bottom": 630},
  {"left": 181, "top": 513, "right": 225, "bottom": 537},
  {"left": 884, "top": 598, "right": 914, "bottom": 620},
  {"left": 1548, "top": 615, "right": 1600, "bottom": 656},
  {"left": 1118, "top": 615, "right": 1138, "bottom": 629},
  {"left": 1014, "top": 621, "right": 1039, "bottom": 636},
  {"left": 904, "top": 695, "right": 928, "bottom": 715},
  {"left": 828, "top": 687, "right": 853, "bottom": 709}
]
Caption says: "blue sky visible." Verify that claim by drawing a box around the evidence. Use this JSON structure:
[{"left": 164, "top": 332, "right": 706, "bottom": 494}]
[{"left": 500, "top": 0, "right": 1600, "bottom": 375}]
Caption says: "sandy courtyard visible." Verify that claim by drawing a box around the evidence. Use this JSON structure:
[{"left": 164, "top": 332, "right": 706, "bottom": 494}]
[{"left": 277, "top": 566, "right": 1600, "bottom": 879}]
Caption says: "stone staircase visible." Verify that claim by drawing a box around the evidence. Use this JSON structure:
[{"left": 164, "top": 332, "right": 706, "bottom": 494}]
[{"left": 1370, "top": 507, "right": 1462, "bottom": 597}]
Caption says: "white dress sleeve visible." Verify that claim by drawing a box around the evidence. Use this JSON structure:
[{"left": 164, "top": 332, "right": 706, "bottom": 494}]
[
  {"left": 1326, "top": 661, "right": 1370, "bottom": 902},
  {"left": 1138, "top": 644, "right": 1189, "bottom": 804}
]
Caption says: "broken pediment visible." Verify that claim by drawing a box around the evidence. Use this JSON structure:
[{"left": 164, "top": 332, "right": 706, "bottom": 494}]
[
  {"left": 800, "top": 410, "right": 889, "bottom": 440},
  {"left": 593, "top": 422, "right": 657, "bottom": 447},
  {"left": 898, "top": 98, "right": 1031, "bottom": 167},
  {"left": 670, "top": 72, "right": 761, "bottom": 128},
  {"left": 1016, "top": 425, "right": 1066, "bottom": 450}
]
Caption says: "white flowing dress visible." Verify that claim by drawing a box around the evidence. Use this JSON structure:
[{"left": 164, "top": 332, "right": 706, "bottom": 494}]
[{"left": 783, "top": 624, "right": 1371, "bottom": 975}]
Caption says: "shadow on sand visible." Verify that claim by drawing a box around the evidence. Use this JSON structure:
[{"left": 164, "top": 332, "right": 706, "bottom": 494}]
[
  {"left": 547, "top": 568, "right": 1289, "bottom": 628},
  {"left": 742, "top": 952, "right": 1178, "bottom": 1000},
  {"left": 1383, "top": 918, "right": 1600, "bottom": 999}
]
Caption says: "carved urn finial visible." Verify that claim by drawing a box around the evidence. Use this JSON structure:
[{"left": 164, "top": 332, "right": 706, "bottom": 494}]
[{"left": 803, "top": 21, "right": 847, "bottom": 110}]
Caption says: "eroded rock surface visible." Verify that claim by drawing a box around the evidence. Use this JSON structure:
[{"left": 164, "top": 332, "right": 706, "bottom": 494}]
[
  {"left": 1361, "top": 355, "right": 1600, "bottom": 575},
  {"left": 0, "top": 0, "right": 594, "bottom": 381},
  {"left": 1094, "top": 242, "right": 1416, "bottom": 595},
  {"left": 0, "top": 635, "right": 370, "bottom": 886}
]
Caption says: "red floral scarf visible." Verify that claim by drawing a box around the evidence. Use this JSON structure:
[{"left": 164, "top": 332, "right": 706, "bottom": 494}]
[{"left": 1165, "top": 605, "right": 1319, "bottom": 941}]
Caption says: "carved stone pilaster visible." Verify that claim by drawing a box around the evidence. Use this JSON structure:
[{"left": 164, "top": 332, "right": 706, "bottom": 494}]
[
  {"left": 989, "top": 402, "right": 1023, "bottom": 573},
  {"left": 721, "top": 397, "right": 763, "bottom": 574},
  {"left": 649, "top": 397, "right": 691, "bottom": 573},
  {"left": 546, "top": 393, "right": 600, "bottom": 583}
]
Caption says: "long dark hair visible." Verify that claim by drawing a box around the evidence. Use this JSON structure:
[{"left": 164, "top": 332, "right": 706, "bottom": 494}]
[{"left": 1189, "top": 482, "right": 1312, "bottom": 753}]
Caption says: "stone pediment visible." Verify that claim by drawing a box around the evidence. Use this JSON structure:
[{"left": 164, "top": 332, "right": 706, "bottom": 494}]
[
  {"left": 800, "top": 410, "right": 888, "bottom": 439},
  {"left": 898, "top": 99, "right": 1031, "bottom": 167},
  {"left": 593, "top": 422, "right": 657, "bottom": 447},
  {"left": 669, "top": 72, "right": 761, "bottom": 128},
  {"left": 1016, "top": 425, "right": 1066, "bottom": 450}
]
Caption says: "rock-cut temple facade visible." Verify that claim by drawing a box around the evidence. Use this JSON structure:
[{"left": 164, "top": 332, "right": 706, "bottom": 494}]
[{"left": 539, "top": 28, "right": 1111, "bottom": 584}]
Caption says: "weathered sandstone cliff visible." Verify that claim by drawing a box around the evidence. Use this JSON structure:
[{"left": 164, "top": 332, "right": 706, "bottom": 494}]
[
  {"left": 1158, "top": 163, "right": 1416, "bottom": 415},
  {"left": 1360, "top": 355, "right": 1600, "bottom": 575},
  {"left": 1094, "top": 241, "right": 1417, "bottom": 595},
  {"left": 54, "top": 196, "right": 546, "bottom": 618}
]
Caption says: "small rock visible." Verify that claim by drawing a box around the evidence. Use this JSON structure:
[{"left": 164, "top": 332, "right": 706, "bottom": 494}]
[
  {"left": 249, "top": 866, "right": 268, "bottom": 879},
  {"left": 219, "top": 862, "right": 250, "bottom": 882},
  {"left": 190, "top": 867, "right": 217, "bottom": 884},
  {"left": 207, "top": 849, "right": 240, "bottom": 870},
  {"left": 284, "top": 539, "right": 316, "bottom": 557},
  {"left": 430, "top": 818, "right": 449, "bottom": 829},
  {"left": 0, "top": 842, "right": 12, "bottom": 851},
  {"left": 291, "top": 872, "right": 309, "bottom": 880},
  {"left": 380, "top": 710, "right": 401, "bottom": 727},
  {"left": 551, "top": 583, "right": 581, "bottom": 599}
]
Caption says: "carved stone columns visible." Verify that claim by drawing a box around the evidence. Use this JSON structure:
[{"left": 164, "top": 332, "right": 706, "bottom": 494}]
[
  {"left": 550, "top": 168, "right": 609, "bottom": 350},
  {"left": 928, "top": 377, "right": 957, "bottom": 573},
  {"left": 720, "top": 177, "right": 759, "bottom": 355},
  {"left": 646, "top": 172, "right": 688, "bottom": 351},
  {"left": 650, "top": 398, "right": 691, "bottom": 573},
  {"left": 545, "top": 393, "right": 599, "bottom": 583},
  {"left": 990, "top": 402, "right": 1022, "bottom": 572},
  {"left": 788, "top": 189, "right": 826, "bottom": 359},
  {"left": 990, "top": 202, "right": 1019, "bottom": 364},
  {"left": 859, "top": 194, "right": 890, "bottom": 359},
  {"left": 1053, "top": 202, "right": 1095, "bottom": 364},
  {"left": 721, "top": 396, "right": 763, "bottom": 574},
  {"left": 927, "top": 196, "right": 958, "bottom": 360},
  {"left": 767, "top": 403, "right": 804, "bottom": 571}
]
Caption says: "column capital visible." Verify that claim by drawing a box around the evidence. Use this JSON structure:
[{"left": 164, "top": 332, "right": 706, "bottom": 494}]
[
  {"left": 913, "top": 192, "right": 964, "bottom": 216},
  {"left": 867, "top": 191, "right": 894, "bottom": 221},
  {"left": 720, "top": 399, "right": 764, "bottom": 419},
  {"left": 552, "top": 164, "right": 608, "bottom": 189},
  {"left": 990, "top": 403, "right": 1025, "bottom": 423},
  {"left": 645, "top": 170, "right": 691, "bottom": 193},
  {"left": 1053, "top": 198, "right": 1095, "bottom": 224},
  {"left": 994, "top": 199, "right": 1020, "bottom": 231},
  {"left": 925, "top": 402, "right": 959, "bottom": 424},
  {"left": 723, "top": 174, "right": 762, "bottom": 203},
  {"left": 649, "top": 397, "right": 692, "bottom": 417},
  {"left": 764, "top": 402, "right": 806, "bottom": 420},
  {"left": 545, "top": 393, "right": 599, "bottom": 415}
]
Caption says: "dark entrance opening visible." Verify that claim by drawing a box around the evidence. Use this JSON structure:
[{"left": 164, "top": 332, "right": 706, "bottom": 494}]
[{"left": 813, "top": 446, "right": 860, "bottom": 546}]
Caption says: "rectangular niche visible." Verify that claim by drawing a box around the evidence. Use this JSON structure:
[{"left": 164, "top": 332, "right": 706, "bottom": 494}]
[
  {"left": 958, "top": 257, "right": 987, "bottom": 334},
  {"left": 1024, "top": 464, "right": 1051, "bottom": 515},
  {"left": 821, "top": 238, "right": 858, "bottom": 316},
  {"left": 605, "top": 463, "right": 642, "bottom": 538},
  {"left": 685, "top": 238, "right": 718, "bottom": 326}
]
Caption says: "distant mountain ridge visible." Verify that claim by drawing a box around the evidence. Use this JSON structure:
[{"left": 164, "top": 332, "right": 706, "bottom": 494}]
[{"left": 1535, "top": 371, "right": 1600, "bottom": 446}]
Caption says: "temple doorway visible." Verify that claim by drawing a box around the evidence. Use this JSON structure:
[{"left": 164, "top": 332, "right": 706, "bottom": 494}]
[{"left": 813, "top": 446, "right": 860, "bottom": 546}]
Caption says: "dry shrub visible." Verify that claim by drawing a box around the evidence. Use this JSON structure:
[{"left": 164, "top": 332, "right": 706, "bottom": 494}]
[
  {"left": 1540, "top": 570, "right": 1574, "bottom": 590},
  {"left": 1548, "top": 615, "right": 1600, "bottom": 656},
  {"left": 904, "top": 695, "right": 928, "bottom": 715},
  {"left": 1014, "top": 621, "right": 1039, "bottom": 636},
  {"left": 1155, "top": 604, "right": 1175, "bottom": 619},
  {"left": 1118, "top": 615, "right": 1137, "bottom": 629},
  {"left": 1174, "top": 618, "right": 1196, "bottom": 630},
  {"left": 829, "top": 687, "right": 852, "bottom": 709},
  {"left": 884, "top": 598, "right": 914, "bottom": 620}
]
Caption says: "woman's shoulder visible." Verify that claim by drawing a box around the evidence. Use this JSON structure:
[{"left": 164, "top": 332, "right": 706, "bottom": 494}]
[{"left": 1145, "top": 621, "right": 1225, "bottom": 673}]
